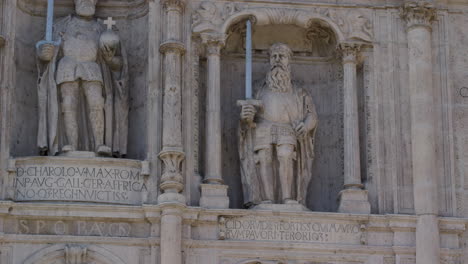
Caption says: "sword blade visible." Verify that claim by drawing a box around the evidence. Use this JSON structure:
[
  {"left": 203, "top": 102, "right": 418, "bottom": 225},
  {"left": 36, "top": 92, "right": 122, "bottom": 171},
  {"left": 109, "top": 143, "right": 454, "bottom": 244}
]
[
  {"left": 245, "top": 19, "right": 252, "bottom": 99},
  {"left": 45, "top": 0, "right": 54, "bottom": 41}
]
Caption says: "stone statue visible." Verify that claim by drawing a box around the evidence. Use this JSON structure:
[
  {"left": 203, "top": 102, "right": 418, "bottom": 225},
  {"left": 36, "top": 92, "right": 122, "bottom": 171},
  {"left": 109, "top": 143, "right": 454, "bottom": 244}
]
[
  {"left": 36, "top": 0, "right": 129, "bottom": 157},
  {"left": 239, "top": 43, "right": 318, "bottom": 207}
]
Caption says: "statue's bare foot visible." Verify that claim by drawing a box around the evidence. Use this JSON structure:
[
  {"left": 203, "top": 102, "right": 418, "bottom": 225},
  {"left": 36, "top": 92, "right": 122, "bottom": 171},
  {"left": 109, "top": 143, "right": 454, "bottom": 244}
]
[
  {"left": 62, "top": 145, "right": 75, "bottom": 152},
  {"left": 97, "top": 145, "right": 112, "bottom": 157},
  {"left": 283, "top": 198, "right": 298, "bottom": 204}
]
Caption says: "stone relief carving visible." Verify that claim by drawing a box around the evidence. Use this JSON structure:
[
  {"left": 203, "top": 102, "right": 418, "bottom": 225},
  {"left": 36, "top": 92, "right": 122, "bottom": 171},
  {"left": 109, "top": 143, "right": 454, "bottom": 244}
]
[
  {"left": 400, "top": 1, "right": 437, "bottom": 28},
  {"left": 192, "top": 3, "right": 373, "bottom": 43},
  {"left": 238, "top": 43, "right": 318, "bottom": 207},
  {"left": 65, "top": 245, "right": 87, "bottom": 264},
  {"left": 36, "top": 0, "right": 129, "bottom": 157}
]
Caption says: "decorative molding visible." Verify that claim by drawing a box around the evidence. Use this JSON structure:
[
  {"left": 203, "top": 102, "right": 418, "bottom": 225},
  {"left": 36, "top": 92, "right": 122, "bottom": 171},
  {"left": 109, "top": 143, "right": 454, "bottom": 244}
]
[
  {"left": 400, "top": 1, "right": 437, "bottom": 30},
  {"left": 17, "top": 0, "right": 149, "bottom": 19}
]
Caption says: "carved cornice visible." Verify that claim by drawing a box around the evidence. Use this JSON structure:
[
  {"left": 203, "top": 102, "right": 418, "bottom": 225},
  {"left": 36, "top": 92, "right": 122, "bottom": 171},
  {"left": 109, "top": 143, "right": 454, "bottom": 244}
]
[
  {"left": 400, "top": 2, "right": 437, "bottom": 30},
  {"left": 17, "top": 0, "right": 149, "bottom": 20},
  {"left": 337, "top": 42, "right": 362, "bottom": 64},
  {"left": 159, "top": 41, "right": 186, "bottom": 55},
  {"left": 201, "top": 32, "right": 226, "bottom": 56}
]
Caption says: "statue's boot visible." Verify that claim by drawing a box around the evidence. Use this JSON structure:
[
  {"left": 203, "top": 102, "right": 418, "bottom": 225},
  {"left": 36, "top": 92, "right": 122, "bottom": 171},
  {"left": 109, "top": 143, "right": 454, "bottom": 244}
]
[
  {"left": 62, "top": 145, "right": 75, "bottom": 152},
  {"left": 97, "top": 145, "right": 112, "bottom": 157}
]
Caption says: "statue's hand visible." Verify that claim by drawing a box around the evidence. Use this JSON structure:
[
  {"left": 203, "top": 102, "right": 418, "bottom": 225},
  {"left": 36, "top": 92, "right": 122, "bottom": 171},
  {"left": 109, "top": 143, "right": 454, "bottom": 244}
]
[
  {"left": 295, "top": 121, "right": 306, "bottom": 137},
  {"left": 101, "top": 44, "right": 116, "bottom": 63},
  {"left": 37, "top": 43, "right": 55, "bottom": 62},
  {"left": 241, "top": 104, "right": 256, "bottom": 123}
]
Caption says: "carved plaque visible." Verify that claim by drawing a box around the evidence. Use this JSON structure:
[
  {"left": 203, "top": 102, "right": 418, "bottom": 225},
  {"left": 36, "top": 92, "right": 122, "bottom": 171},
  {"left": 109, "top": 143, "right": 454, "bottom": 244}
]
[
  {"left": 13, "top": 157, "right": 148, "bottom": 205},
  {"left": 4, "top": 218, "right": 150, "bottom": 238},
  {"left": 219, "top": 216, "right": 363, "bottom": 244}
]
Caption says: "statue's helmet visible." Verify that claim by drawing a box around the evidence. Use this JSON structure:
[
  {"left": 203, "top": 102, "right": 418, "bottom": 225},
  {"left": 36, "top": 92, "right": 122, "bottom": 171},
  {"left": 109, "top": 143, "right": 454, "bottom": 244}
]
[{"left": 74, "top": 0, "right": 98, "bottom": 17}]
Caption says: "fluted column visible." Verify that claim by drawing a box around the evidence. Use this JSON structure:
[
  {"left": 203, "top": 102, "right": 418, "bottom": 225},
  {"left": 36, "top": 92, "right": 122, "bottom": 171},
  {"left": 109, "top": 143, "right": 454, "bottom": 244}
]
[
  {"left": 158, "top": 1, "right": 186, "bottom": 264},
  {"left": 337, "top": 42, "right": 370, "bottom": 214},
  {"left": 198, "top": 32, "right": 229, "bottom": 209},
  {"left": 401, "top": 2, "right": 439, "bottom": 264}
]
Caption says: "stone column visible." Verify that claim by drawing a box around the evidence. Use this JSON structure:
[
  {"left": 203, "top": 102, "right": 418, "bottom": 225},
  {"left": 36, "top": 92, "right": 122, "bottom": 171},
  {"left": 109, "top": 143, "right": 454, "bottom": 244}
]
[
  {"left": 401, "top": 2, "right": 440, "bottom": 264},
  {"left": 158, "top": 1, "right": 186, "bottom": 264},
  {"left": 337, "top": 42, "right": 371, "bottom": 214},
  {"left": 199, "top": 32, "right": 229, "bottom": 209},
  {"left": 158, "top": 0, "right": 186, "bottom": 205}
]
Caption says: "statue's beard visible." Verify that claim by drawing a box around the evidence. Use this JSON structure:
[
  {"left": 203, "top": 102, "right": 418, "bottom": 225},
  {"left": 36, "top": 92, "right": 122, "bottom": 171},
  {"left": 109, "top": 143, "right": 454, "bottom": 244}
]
[{"left": 266, "top": 64, "right": 292, "bottom": 93}]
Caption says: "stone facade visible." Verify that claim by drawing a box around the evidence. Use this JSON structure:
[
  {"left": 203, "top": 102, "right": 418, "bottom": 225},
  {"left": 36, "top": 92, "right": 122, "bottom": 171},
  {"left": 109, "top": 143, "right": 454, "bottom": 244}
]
[{"left": 0, "top": 0, "right": 467, "bottom": 263}]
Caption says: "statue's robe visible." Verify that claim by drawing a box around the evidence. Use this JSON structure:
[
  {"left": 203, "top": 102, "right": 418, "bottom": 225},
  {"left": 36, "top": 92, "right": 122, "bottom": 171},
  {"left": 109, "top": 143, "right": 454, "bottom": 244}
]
[
  {"left": 238, "top": 81, "right": 317, "bottom": 208},
  {"left": 36, "top": 15, "right": 129, "bottom": 156}
]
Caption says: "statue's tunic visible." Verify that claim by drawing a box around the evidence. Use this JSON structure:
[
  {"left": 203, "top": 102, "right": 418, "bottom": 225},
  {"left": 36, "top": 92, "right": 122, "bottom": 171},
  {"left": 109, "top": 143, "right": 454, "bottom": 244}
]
[
  {"left": 56, "top": 18, "right": 103, "bottom": 85},
  {"left": 239, "top": 81, "right": 317, "bottom": 207},
  {"left": 36, "top": 15, "right": 129, "bottom": 156},
  {"left": 254, "top": 89, "right": 301, "bottom": 151}
]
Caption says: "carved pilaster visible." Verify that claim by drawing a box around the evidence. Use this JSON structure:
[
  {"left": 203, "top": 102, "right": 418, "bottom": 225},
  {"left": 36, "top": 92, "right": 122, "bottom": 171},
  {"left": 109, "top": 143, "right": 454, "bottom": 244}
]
[
  {"left": 401, "top": 2, "right": 440, "bottom": 264},
  {"left": 400, "top": 2, "right": 437, "bottom": 30},
  {"left": 158, "top": 0, "right": 186, "bottom": 204}
]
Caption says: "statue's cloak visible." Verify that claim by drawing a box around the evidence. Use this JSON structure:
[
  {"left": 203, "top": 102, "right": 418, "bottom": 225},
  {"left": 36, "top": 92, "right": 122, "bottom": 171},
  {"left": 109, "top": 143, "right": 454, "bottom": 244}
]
[
  {"left": 36, "top": 15, "right": 129, "bottom": 156},
  {"left": 238, "top": 81, "right": 317, "bottom": 208}
]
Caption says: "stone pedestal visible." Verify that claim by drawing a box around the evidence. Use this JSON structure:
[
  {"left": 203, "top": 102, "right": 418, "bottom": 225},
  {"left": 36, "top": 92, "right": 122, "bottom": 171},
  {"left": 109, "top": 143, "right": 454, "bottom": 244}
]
[
  {"left": 337, "top": 189, "right": 371, "bottom": 214},
  {"left": 200, "top": 184, "right": 229, "bottom": 209},
  {"left": 11, "top": 156, "right": 149, "bottom": 205},
  {"left": 252, "top": 203, "right": 309, "bottom": 212}
]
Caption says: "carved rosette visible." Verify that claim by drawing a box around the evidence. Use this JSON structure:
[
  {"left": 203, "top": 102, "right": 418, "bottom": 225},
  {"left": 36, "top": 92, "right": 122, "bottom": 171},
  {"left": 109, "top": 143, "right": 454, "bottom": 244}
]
[
  {"left": 337, "top": 42, "right": 361, "bottom": 64},
  {"left": 400, "top": 2, "right": 436, "bottom": 30}
]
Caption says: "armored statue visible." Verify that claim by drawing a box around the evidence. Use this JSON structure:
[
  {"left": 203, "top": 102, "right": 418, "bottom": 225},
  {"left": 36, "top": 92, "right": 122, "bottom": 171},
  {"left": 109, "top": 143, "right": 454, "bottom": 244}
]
[
  {"left": 239, "top": 43, "right": 318, "bottom": 207},
  {"left": 36, "top": 0, "right": 128, "bottom": 157}
]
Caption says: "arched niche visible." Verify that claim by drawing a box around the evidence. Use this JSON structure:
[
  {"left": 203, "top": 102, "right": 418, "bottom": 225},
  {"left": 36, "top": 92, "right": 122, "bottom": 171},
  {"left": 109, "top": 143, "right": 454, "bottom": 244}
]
[
  {"left": 11, "top": 0, "right": 149, "bottom": 159},
  {"left": 197, "top": 9, "right": 346, "bottom": 211},
  {"left": 23, "top": 244, "right": 127, "bottom": 264}
]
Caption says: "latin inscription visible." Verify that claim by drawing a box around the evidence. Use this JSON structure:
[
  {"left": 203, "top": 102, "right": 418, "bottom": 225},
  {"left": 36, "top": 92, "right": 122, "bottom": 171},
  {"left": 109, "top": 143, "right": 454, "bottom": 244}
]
[
  {"left": 8, "top": 219, "right": 150, "bottom": 238},
  {"left": 220, "top": 217, "right": 362, "bottom": 244},
  {"left": 14, "top": 164, "right": 148, "bottom": 204}
]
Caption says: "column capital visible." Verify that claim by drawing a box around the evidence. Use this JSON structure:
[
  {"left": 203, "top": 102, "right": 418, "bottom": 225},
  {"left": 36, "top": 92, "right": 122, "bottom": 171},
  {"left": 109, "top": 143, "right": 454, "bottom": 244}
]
[
  {"left": 201, "top": 32, "right": 226, "bottom": 56},
  {"left": 160, "top": 41, "right": 186, "bottom": 54},
  {"left": 400, "top": 1, "right": 437, "bottom": 30},
  {"left": 162, "top": 0, "right": 185, "bottom": 12},
  {"left": 337, "top": 42, "right": 362, "bottom": 64}
]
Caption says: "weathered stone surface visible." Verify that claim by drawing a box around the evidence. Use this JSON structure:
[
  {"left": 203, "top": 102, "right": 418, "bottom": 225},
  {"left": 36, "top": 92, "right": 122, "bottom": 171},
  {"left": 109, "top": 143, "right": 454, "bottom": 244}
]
[{"left": 1, "top": 0, "right": 468, "bottom": 264}]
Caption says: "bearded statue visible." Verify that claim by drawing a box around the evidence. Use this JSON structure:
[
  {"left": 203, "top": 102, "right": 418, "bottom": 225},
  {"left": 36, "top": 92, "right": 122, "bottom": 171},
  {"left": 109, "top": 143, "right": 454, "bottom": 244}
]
[
  {"left": 35, "top": 0, "right": 129, "bottom": 157},
  {"left": 239, "top": 43, "right": 318, "bottom": 208}
]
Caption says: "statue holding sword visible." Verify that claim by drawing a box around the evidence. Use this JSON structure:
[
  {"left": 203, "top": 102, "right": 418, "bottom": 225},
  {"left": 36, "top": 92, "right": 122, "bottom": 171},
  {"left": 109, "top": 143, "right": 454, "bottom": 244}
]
[
  {"left": 238, "top": 32, "right": 318, "bottom": 207},
  {"left": 36, "top": 0, "right": 129, "bottom": 157}
]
